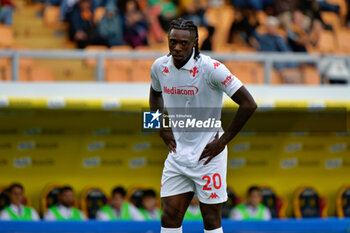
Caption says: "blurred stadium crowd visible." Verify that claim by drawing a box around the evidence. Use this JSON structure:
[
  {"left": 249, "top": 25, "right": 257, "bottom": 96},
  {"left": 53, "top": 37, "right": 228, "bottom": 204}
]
[
  {"left": 1, "top": 182, "right": 350, "bottom": 221},
  {"left": 1, "top": 0, "right": 350, "bottom": 84},
  {"left": 1, "top": 0, "right": 350, "bottom": 51}
]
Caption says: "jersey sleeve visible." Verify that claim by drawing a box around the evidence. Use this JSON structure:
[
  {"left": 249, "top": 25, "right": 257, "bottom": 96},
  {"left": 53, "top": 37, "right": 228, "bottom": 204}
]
[
  {"left": 150, "top": 61, "right": 162, "bottom": 92},
  {"left": 208, "top": 61, "right": 243, "bottom": 97}
]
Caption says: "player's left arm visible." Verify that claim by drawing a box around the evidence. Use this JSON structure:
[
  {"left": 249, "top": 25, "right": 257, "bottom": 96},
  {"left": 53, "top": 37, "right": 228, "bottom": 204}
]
[
  {"left": 200, "top": 62, "right": 257, "bottom": 165},
  {"left": 200, "top": 86, "right": 257, "bottom": 165}
]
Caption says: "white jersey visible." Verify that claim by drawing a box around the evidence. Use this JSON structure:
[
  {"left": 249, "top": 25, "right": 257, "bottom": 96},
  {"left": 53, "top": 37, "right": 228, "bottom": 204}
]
[{"left": 151, "top": 52, "right": 242, "bottom": 167}]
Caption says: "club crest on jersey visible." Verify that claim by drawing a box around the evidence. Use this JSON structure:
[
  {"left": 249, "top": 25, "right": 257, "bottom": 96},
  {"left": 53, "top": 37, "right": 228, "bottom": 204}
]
[
  {"left": 213, "top": 62, "right": 221, "bottom": 69},
  {"left": 221, "top": 75, "right": 234, "bottom": 88},
  {"left": 190, "top": 67, "right": 199, "bottom": 77},
  {"left": 162, "top": 67, "right": 169, "bottom": 74}
]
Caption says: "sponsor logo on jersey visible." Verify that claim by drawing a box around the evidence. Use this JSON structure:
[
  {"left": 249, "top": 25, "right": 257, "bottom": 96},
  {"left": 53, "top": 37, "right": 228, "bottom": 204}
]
[
  {"left": 163, "top": 86, "right": 199, "bottom": 95},
  {"left": 221, "top": 75, "right": 234, "bottom": 88},
  {"left": 162, "top": 67, "right": 169, "bottom": 73},
  {"left": 190, "top": 67, "right": 199, "bottom": 77},
  {"left": 209, "top": 193, "right": 219, "bottom": 199},
  {"left": 213, "top": 62, "right": 221, "bottom": 69}
]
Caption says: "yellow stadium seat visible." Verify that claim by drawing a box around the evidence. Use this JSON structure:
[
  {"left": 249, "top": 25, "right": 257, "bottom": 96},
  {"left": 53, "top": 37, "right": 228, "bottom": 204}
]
[
  {"left": 0, "top": 25, "right": 15, "bottom": 48},
  {"left": 321, "top": 12, "right": 341, "bottom": 31},
  {"left": 44, "top": 6, "right": 60, "bottom": 27},
  {"left": 30, "top": 65, "right": 54, "bottom": 81},
  {"left": 84, "top": 45, "right": 108, "bottom": 67},
  {"left": 106, "top": 66, "right": 131, "bottom": 82},
  {"left": 337, "top": 185, "right": 350, "bottom": 218},
  {"left": 223, "top": 61, "right": 264, "bottom": 84},
  {"left": 130, "top": 59, "right": 153, "bottom": 82},
  {"left": 301, "top": 65, "right": 321, "bottom": 85},
  {"left": 308, "top": 31, "right": 336, "bottom": 54},
  {"left": 336, "top": 29, "right": 350, "bottom": 53},
  {"left": 94, "top": 7, "right": 105, "bottom": 24}
]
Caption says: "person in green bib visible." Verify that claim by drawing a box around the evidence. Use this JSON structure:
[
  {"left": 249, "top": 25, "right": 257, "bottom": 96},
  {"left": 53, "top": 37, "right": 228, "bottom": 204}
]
[
  {"left": 43, "top": 186, "right": 86, "bottom": 221},
  {"left": 184, "top": 196, "right": 202, "bottom": 220},
  {"left": 96, "top": 186, "right": 144, "bottom": 221},
  {"left": 138, "top": 189, "right": 161, "bottom": 220},
  {"left": 0, "top": 183, "right": 40, "bottom": 221},
  {"left": 230, "top": 186, "right": 271, "bottom": 221}
]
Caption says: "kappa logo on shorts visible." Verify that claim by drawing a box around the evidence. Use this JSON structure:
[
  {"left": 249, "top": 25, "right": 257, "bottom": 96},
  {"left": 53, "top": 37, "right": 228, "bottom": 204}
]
[{"left": 208, "top": 193, "right": 219, "bottom": 199}]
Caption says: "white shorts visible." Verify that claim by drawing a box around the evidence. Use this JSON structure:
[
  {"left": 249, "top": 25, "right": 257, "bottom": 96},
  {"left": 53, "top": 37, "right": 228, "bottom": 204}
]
[{"left": 160, "top": 147, "right": 228, "bottom": 204}]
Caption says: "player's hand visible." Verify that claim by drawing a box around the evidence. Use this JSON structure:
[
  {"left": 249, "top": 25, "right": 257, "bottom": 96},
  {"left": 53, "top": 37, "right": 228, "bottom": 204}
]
[
  {"left": 159, "top": 128, "right": 176, "bottom": 153},
  {"left": 199, "top": 132, "right": 225, "bottom": 165}
]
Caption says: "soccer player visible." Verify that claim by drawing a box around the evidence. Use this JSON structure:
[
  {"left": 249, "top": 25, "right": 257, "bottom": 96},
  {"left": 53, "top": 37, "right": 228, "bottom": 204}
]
[
  {"left": 149, "top": 18, "right": 257, "bottom": 233},
  {"left": 0, "top": 183, "right": 40, "bottom": 221}
]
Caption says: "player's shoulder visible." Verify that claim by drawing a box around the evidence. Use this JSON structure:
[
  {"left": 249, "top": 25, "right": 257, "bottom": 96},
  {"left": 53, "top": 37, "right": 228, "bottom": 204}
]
[
  {"left": 198, "top": 53, "right": 225, "bottom": 73},
  {"left": 152, "top": 54, "right": 170, "bottom": 69}
]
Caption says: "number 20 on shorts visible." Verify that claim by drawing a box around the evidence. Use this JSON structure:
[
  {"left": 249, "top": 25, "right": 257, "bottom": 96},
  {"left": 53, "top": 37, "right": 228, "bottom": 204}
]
[{"left": 202, "top": 173, "right": 222, "bottom": 190}]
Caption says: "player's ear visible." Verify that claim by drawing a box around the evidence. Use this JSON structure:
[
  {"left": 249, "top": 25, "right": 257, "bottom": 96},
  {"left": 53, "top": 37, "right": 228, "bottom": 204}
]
[{"left": 193, "top": 37, "right": 198, "bottom": 48}]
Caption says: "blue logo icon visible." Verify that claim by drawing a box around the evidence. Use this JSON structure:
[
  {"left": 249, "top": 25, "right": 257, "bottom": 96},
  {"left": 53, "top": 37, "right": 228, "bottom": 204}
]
[{"left": 143, "top": 110, "right": 162, "bottom": 129}]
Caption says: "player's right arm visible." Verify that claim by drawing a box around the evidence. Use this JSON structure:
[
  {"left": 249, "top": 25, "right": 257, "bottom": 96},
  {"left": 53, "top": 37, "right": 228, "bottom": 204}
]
[{"left": 149, "top": 60, "right": 176, "bottom": 153}]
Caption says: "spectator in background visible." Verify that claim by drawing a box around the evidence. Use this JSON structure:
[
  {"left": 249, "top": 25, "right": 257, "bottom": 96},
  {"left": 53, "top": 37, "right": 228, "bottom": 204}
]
[
  {"left": 287, "top": 10, "right": 322, "bottom": 52},
  {"left": 227, "top": 6, "right": 259, "bottom": 44},
  {"left": 68, "top": 0, "right": 107, "bottom": 48},
  {"left": 0, "top": 183, "right": 40, "bottom": 221},
  {"left": 316, "top": 0, "right": 340, "bottom": 14},
  {"left": 184, "top": 196, "right": 202, "bottom": 220},
  {"left": 230, "top": 186, "right": 271, "bottom": 221},
  {"left": 298, "top": 0, "right": 333, "bottom": 31},
  {"left": 182, "top": 0, "right": 209, "bottom": 27},
  {"left": 122, "top": 0, "right": 148, "bottom": 48},
  {"left": 138, "top": 189, "right": 161, "bottom": 220},
  {"left": 98, "top": 3, "right": 124, "bottom": 47},
  {"left": 273, "top": 0, "right": 298, "bottom": 30},
  {"left": 96, "top": 186, "right": 144, "bottom": 221},
  {"left": 250, "top": 16, "right": 298, "bottom": 68},
  {"left": 201, "top": 25, "right": 215, "bottom": 51},
  {"left": 0, "top": 0, "right": 15, "bottom": 25},
  {"left": 44, "top": 186, "right": 86, "bottom": 221},
  {"left": 250, "top": 16, "right": 302, "bottom": 83},
  {"left": 148, "top": 0, "right": 178, "bottom": 32}
]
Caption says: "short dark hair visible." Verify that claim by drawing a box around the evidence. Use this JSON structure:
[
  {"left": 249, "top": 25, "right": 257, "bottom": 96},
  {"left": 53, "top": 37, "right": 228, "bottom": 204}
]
[
  {"left": 112, "top": 186, "right": 126, "bottom": 198},
  {"left": 60, "top": 186, "right": 73, "bottom": 194},
  {"left": 8, "top": 183, "right": 24, "bottom": 193},
  {"left": 247, "top": 186, "right": 261, "bottom": 195},
  {"left": 168, "top": 18, "right": 200, "bottom": 60},
  {"left": 142, "top": 189, "right": 156, "bottom": 199}
]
